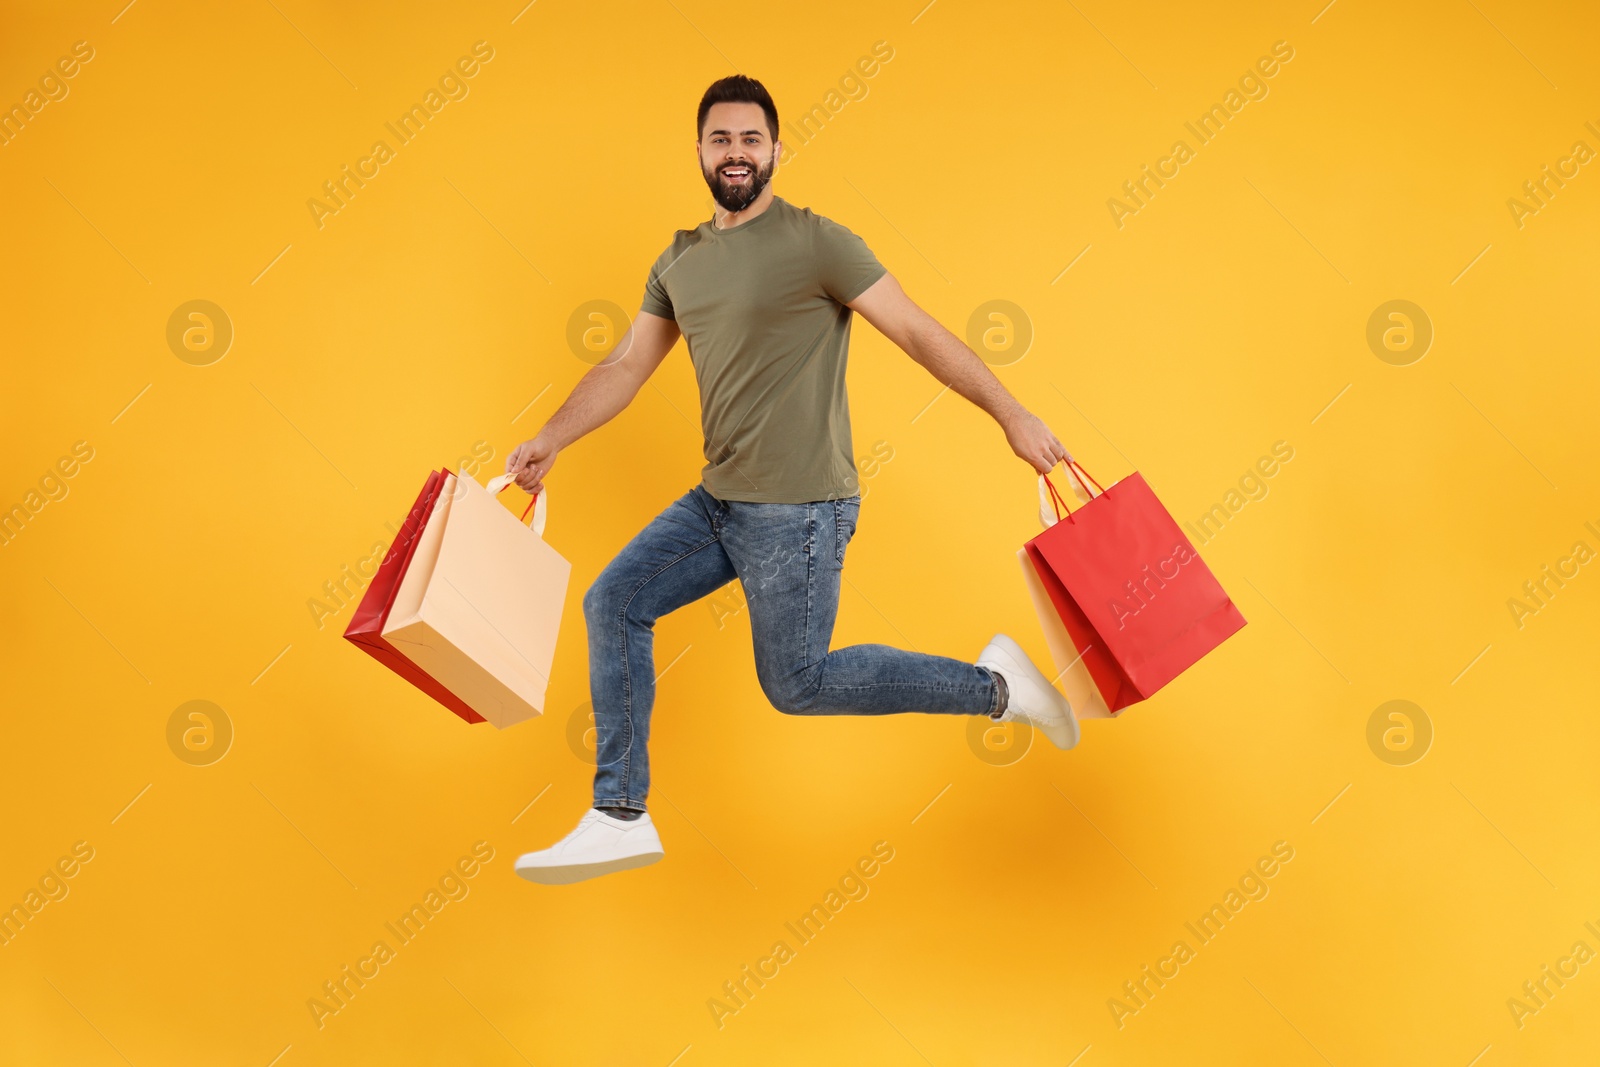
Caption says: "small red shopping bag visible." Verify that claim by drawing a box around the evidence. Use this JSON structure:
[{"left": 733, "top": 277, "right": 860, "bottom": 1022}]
[
  {"left": 343, "top": 469, "right": 488, "bottom": 725},
  {"left": 1023, "top": 459, "right": 1246, "bottom": 712}
]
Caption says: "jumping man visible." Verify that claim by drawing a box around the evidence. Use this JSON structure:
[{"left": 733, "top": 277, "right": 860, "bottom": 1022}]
[{"left": 508, "top": 75, "right": 1079, "bottom": 885}]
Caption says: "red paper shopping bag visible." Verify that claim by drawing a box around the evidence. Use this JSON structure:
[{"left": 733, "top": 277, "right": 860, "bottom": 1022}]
[
  {"left": 1023, "top": 459, "right": 1246, "bottom": 712},
  {"left": 344, "top": 469, "right": 488, "bottom": 725}
]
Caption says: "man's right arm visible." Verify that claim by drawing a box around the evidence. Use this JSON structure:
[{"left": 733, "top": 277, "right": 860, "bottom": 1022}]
[{"left": 506, "top": 310, "right": 680, "bottom": 493}]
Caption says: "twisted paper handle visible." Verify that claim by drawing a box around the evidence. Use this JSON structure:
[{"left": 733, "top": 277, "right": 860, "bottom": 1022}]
[
  {"left": 484, "top": 472, "right": 546, "bottom": 535},
  {"left": 1038, "top": 458, "right": 1105, "bottom": 527}
]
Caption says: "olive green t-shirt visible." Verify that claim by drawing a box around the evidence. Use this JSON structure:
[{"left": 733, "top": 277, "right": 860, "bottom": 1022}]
[{"left": 639, "top": 196, "right": 887, "bottom": 504}]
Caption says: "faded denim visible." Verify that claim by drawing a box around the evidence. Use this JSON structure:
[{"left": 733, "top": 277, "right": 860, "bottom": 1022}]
[{"left": 583, "top": 484, "right": 1000, "bottom": 813}]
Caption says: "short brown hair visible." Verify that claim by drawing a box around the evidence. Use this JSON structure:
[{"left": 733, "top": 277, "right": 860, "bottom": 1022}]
[{"left": 697, "top": 74, "right": 779, "bottom": 142}]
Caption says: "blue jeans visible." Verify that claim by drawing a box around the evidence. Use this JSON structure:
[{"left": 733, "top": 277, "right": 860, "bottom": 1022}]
[{"left": 583, "top": 484, "right": 1001, "bottom": 814}]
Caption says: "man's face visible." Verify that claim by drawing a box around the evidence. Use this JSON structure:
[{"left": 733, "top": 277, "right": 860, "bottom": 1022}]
[{"left": 699, "top": 101, "right": 779, "bottom": 212}]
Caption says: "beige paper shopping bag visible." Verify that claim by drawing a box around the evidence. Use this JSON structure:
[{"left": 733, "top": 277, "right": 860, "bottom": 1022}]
[
  {"left": 382, "top": 469, "right": 570, "bottom": 729},
  {"left": 1017, "top": 461, "right": 1112, "bottom": 719},
  {"left": 1016, "top": 547, "right": 1113, "bottom": 719}
]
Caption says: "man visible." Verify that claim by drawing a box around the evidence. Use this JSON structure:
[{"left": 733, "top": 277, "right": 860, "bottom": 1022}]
[{"left": 509, "top": 75, "right": 1078, "bottom": 885}]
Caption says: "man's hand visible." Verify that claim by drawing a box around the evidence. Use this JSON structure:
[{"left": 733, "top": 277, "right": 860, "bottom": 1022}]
[
  {"left": 1004, "top": 409, "right": 1073, "bottom": 475},
  {"left": 505, "top": 434, "right": 558, "bottom": 494}
]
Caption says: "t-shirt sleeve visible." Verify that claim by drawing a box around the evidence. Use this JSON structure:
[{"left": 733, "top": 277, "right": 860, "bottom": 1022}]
[
  {"left": 814, "top": 216, "right": 888, "bottom": 305},
  {"left": 640, "top": 243, "right": 677, "bottom": 320}
]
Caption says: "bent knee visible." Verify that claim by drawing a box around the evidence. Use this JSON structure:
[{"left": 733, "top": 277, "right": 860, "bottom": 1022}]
[
  {"left": 761, "top": 672, "right": 818, "bottom": 715},
  {"left": 582, "top": 573, "right": 627, "bottom": 624},
  {"left": 585, "top": 571, "right": 670, "bottom": 631}
]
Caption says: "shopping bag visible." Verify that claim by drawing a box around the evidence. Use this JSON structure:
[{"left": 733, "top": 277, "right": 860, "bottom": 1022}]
[
  {"left": 381, "top": 468, "right": 570, "bottom": 729},
  {"left": 1017, "top": 462, "right": 1114, "bottom": 717},
  {"left": 343, "top": 469, "right": 488, "bottom": 725},
  {"left": 1022, "top": 458, "right": 1246, "bottom": 712}
]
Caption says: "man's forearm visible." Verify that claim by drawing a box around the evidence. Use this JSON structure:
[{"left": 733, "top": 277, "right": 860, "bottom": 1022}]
[
  {"left": 535, "top": 362, "right": 642, "bottom": 451},
  {"left": 906, "top": 319, "right": 1025, "bottom": 426}
]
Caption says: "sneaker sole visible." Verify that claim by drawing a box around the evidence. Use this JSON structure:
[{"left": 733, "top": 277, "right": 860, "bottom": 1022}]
[{"left": 514, "top": 849, "right": 664, "bottom": 885}]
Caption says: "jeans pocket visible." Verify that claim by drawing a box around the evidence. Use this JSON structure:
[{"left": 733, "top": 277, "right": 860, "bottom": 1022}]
[{"left": 834, "top": 496, "right": 861, "bottom": 565}]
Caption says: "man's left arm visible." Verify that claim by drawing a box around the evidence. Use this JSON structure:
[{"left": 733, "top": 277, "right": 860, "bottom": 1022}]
[{"left": 847, "top": 272, "right": 1073, "bottom": 474}]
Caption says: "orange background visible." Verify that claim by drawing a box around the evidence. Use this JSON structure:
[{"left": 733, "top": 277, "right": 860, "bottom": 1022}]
[{"left": 2, "top": 0, "right": 1598, "bottom": 1063}]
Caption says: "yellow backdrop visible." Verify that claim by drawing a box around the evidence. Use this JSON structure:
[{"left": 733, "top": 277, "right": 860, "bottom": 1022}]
[{"left": 3, "top": 0, "right": 1597, "bottom": 1063}]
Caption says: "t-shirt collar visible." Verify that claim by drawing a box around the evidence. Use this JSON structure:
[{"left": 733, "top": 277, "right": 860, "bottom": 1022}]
[{"left": 707, "top": 196, "right": 783, "bottom": 236}]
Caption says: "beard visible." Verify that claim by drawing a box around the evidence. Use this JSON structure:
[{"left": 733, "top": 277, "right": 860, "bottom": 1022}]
[{"left": 702, "top": 154, "right": 775, "bottom": 212}]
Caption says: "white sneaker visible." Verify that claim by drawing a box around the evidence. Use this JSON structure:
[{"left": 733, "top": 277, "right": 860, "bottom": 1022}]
[
  {"left": 977, "top": 633, "right": 1080, "bottom": 750},
  {"left": 514, "top": 808, "right": 665, "bottom": 885}
]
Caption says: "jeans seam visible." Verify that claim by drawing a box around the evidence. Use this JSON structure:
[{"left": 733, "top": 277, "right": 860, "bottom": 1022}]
[
  {"left": 594, "top": 797, "right": 646, "bottom": 811},
  {"left": 612, "top": 602, "right": 633, "bottom": 804},
  {"left": 804, "top": 504, "right": 816, "bottom": 667},
  {"left": 795, "top": 678, "right": 991, "bottom": 716},
  {"left": 817, "top": 682, "right": 985, "bottom": 693},
  {"left": 835, "top": 496, "right": 859, "bottom": 566}
]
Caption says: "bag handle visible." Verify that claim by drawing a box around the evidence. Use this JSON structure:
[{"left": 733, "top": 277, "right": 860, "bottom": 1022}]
[
  {"left": 484, "top": 472, "right": 547, "bottom": 536},
  {"left": 1039, "top": 458, "right": 1105, "bottom": 525}
]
